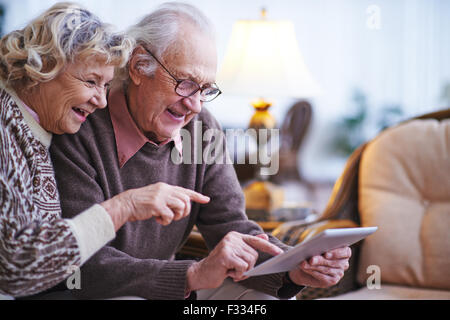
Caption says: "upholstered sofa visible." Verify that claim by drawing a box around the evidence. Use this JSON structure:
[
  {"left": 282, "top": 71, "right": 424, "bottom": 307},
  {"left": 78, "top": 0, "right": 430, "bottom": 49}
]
[{"left": 281, "top": 109, "right": 450, "bottom": 300}]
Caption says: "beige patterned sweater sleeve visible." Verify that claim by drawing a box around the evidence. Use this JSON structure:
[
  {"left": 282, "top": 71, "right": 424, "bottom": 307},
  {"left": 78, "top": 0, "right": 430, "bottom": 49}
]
[{"left": 0, "top": 89, "right": 114, "bottom": 297}]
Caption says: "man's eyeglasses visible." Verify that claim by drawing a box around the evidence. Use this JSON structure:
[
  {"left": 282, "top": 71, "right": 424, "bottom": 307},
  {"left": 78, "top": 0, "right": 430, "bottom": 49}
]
[{"left": 143, "top": 47, "right": 222, "bottom": 103}]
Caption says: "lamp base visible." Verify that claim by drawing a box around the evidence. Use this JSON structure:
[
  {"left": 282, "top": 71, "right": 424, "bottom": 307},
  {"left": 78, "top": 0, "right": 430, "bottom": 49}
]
[
  {"left": 243, "top": 180, "right": 284, "bottom": 220},
  {"left": 244, "top": 98, "right": 284, "bottom": 221}
]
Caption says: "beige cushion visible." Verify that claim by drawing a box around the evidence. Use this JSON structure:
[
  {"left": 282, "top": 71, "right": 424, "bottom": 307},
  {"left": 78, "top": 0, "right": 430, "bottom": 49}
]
[
  {"left": 357, "top": 119, "right": 450, "bottom": 290},
  {"left": 322, "top": 284, "right": 450, "bottom": 300}
]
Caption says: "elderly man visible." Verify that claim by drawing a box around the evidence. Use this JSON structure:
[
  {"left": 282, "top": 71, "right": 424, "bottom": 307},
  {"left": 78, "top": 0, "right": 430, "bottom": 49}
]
[{"left": 50, "top": 3, "right": 351, "bottom": 300}]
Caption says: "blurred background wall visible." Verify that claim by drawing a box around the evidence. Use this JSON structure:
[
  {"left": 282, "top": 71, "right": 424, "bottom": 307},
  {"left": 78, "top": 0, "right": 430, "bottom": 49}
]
[{"left": 1, "top": 0, "right": 449, "bottom": 183}]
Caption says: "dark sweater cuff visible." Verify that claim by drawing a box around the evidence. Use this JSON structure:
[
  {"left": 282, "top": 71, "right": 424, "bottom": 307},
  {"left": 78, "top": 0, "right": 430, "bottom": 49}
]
[
  {"left": 152, "top": 260, "right": 196, "bottom": 300},
  {"left": 277, "top": 272, "right": 306, "bottom": 299}
]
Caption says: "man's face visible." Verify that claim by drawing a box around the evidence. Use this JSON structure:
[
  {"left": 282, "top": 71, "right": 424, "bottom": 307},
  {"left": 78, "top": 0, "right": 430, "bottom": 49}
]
[{"left": 128, "top": 25, "right": 217, "bottom": 142}]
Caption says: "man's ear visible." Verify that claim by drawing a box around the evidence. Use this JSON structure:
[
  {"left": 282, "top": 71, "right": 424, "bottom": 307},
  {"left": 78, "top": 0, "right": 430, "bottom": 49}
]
[{"left": 128, "top": 47, "right": 147, "bottom": 86}]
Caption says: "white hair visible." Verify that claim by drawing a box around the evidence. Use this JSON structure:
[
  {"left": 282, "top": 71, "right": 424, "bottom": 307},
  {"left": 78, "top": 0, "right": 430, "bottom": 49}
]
[{"left": 116, "top": 2, "right": 215, "bottom": 85}]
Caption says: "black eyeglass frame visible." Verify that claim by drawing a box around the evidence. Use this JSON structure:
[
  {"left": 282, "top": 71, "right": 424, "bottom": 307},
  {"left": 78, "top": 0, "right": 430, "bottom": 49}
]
[{"left": 142, "top": 46, "right": 222, "bottom": 103}]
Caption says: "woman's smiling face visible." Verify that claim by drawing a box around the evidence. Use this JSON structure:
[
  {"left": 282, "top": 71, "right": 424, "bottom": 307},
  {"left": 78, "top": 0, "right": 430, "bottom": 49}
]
[{"left": 31, "top": 57, "right": 115, "bottom": 135}]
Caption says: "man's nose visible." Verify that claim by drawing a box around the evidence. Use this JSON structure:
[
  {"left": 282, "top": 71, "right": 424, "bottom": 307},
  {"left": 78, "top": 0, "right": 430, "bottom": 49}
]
[{"left": 182, "top": 91, "right": 202, "bottom": 114}]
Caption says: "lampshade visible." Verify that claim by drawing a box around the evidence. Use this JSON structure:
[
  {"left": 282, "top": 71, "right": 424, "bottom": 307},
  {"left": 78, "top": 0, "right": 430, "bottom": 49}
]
[{"left": 218, "top": 17, "right": 321, "bottom": 99}]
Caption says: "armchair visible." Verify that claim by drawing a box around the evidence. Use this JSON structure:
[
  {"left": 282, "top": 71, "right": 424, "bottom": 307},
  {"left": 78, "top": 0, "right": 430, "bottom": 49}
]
[{"left": 274, "top": 108, "right": 450, "bottom": 299}]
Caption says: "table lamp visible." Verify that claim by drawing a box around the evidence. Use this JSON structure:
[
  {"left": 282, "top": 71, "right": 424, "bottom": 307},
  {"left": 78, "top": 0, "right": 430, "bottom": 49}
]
[{"left": 217, "top": 9, "right": 321, "bottom": 220}]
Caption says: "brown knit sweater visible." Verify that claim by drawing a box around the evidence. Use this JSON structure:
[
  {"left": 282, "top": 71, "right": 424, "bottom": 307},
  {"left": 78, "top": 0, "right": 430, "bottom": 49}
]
[
  {"left": 50, "top": 98, "right": 301, "bottom": 299},
  {"left": 0, "top": 86, "right": 116, "bottom": 298}
]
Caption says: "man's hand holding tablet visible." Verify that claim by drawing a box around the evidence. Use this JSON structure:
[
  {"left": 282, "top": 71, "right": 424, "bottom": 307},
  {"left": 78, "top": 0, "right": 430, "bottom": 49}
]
[
  {"left": 244, "top": 227, "right": 377, "bottom": 288},
  {"left": 187, "top": 227, "right": 376, "bottom": 293},
  {"left": 289, "top": 246, "right": 352, "bottom": 288}
]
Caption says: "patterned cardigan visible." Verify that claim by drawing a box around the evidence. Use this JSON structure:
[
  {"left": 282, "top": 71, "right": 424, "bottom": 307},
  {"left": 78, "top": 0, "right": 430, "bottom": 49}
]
[{"left": 0, "top": 87, "right": 115, "bottom": 297}]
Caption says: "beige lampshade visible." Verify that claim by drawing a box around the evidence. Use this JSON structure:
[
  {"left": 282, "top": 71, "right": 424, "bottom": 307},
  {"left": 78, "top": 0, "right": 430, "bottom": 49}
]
[{"left": 218, "top": 18, "right": 321, "bottom": 99}]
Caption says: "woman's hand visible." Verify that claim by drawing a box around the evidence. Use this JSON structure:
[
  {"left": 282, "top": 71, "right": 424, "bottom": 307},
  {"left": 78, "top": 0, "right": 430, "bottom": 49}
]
[{"left": 102, "top": 182, "right": 210, "bottom": 231}]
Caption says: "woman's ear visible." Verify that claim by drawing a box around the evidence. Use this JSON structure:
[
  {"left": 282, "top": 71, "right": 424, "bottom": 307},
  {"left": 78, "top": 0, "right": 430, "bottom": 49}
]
[{"left": 128, "top": 47, "right": 147, "bottom": 86}]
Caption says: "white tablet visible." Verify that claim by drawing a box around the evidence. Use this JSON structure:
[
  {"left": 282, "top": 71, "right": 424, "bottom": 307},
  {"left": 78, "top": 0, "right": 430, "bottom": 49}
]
[{"left": 244, "top": 227, "right": 378, "bottom": 277}]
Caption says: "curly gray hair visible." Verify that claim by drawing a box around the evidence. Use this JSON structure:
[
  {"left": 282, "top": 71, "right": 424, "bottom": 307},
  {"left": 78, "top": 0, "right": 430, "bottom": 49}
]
[{"left": 0, "top": 2, "right": 134, "bottom": 89}]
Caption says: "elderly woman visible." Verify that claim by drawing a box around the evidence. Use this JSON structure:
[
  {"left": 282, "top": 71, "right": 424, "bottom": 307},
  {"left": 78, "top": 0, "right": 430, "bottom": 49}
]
[{"left": 0, "top": 2, "right": 209, "bottom": 298}]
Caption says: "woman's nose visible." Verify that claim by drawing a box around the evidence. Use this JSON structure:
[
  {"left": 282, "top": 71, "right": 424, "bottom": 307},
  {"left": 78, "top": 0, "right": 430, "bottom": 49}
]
[{"left": 90, "top": 89, "right": 108, "bottom": 109}]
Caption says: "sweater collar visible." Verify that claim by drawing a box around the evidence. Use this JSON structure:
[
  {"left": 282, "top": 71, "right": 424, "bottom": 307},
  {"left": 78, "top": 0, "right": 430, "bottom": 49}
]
[
  {"left": 108, "top": 86, "right": 182, "bottom": 168},
  {"left": 1, "top": 83, "right": 52, "bottom": 148}
]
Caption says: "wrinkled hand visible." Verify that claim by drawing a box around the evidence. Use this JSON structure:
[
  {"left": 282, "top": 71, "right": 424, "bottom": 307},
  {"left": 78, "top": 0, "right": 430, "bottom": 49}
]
[
  {"left": 126, "top": 182, "right": 209, "bottom": 225},
  {"left": 102, "top": 182, "right": 210, "bottom": 230},
  {"left": 186, "top": 232, "right": 283, "bottom": 291},
  {"left": 288, "top": 247, "right": 351, "bottom": 288}
]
